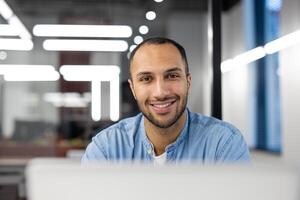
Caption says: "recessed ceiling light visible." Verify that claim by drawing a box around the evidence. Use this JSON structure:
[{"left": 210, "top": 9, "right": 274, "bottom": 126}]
[
  {"left": 139, "top": 25, "right": 149, "bottom": 35},
  {"left": 134, "top": 36, "right": 143, "bottom": 45},
  {"left": 146, "top": 11, "right": 156, "bottom": 20},
  {"left": 129, "top": 45, "right": 137, "bottom": 52}
]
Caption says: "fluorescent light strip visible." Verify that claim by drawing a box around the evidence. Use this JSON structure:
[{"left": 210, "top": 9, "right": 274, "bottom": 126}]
[
  {"left": 110, "top": 75, "right": 120, "bottom": 121},
  {"left": 4, "top": 71, "right": 59, "bottom": 81},
  {"left": 264, "top": 30, "right": 300, "bottom": 54},
  {"left": 0, "top": 39, "right": 33, "bottom": 51},
  {"left": 0, "top": 0, "right": 13, "bottom": 19},
  {"left": 60, "top": 65, "right": 120, "bottom": 121},
  {"left": 234, "top": 47, "right": 265, "bottom": 65},
  {"left": 0, "top": 65, "right": 59, "bottom": 81},
  {"left": 44, "top": 92, "right": 90, "bottom": 108},
  {"left": 91, "top": 81, "right": 101, "bottom": 121},
  {"left": 8, "top": 16, "right": 32, "bottom": 39},
  {"left": 33, "top": 24, "right": 132, "bottom": 38},
  {"left": 43, "top": 39, "right": 128, "bottom": 52},
  {"left": 0, "top": 24, "right": 19, "bottom": 36},
  {"left": 60, "top": 65, "right": 120, "bottom": 81},
  {"left": 222, "top": 29, "right": 300, "bottom": 73},
  {"left": 221, "top": 47, "right": 265, "bottom": 73}
]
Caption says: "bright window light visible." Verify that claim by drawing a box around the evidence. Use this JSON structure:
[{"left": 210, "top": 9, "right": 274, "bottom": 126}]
[
  {"left": 0, "top": 65, "right": 59, "bottom": 81},
  {"left": 91, "top": 81, "right": 101, "bottom": 121},
  {"left": 221, "top": 47, "right": 266, "bottom": 73},
  {"left": 0, "top": 24, "right": 19, "bottom": 36},
  {"left": 154, "top": 0, "right": 164, "bottom": 2},
  {"left": 129, "top": 45, "right": 137, "bottom": 52},
  {"left": 43, "top": 39, "right": 128, "bottom": 52},
  {"left": 233, "top": 47, "right": 266, "bottom": 65},
  {"left": 264, "top": 30, "right": 300, "bottom": 54},
  {"left": 8, "top": 16, "right": 32, "bottom": 39},
  {"left": 0, "top": 39, "right": 33, "bottom": 51},
  {"left": 134, "top": 35, "right": 143, "bottom": 45},
  {"left": 146, "top": 11, "right": 156, "bottom": 20},
  {"left": 221, "top": 59, "right": 235, "bottom": 73},
  {"left": 33, "top": 24, "right": 132, "bottom": 38},
  {"left": 0, "top": 0, "right": 13, "bottom": 19},
  {"left": 139, "top": 25, "right": 149, "bottom": 35}
]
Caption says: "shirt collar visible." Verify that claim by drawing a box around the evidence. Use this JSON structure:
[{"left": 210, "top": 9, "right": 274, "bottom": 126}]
[{"left": 140, "top": 108, "right": 190, "bottom": 153}]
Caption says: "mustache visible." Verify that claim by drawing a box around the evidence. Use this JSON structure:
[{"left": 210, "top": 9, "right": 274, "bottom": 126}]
[{"left": 147, "top": 95, "right": 179, "bottom": 103}]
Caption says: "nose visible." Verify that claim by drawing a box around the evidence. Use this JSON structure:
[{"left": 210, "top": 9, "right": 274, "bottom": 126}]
[{"left": 152, "top": 78, "right": 170, "bottom": 100}]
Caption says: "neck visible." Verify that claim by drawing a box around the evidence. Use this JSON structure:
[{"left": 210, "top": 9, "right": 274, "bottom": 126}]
[{"left": 144, "top": 110, "right": 187, "bottom": 156}]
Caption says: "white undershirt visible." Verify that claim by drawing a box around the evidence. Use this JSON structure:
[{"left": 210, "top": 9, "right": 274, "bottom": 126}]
[{"left": 153, "top": 152, "right": 167, "bottom": 165}]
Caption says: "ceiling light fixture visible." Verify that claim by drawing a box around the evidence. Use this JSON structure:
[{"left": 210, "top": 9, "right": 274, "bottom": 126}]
[
  {"left": 33, "top": 24, "right": 133, "bottom": 38},
  {"left": 0, "top": 0, "right": 13, "bottom": 19},
  {"left": 221, "top": 47, "right": 266, "bottom": 73},
  {"left": 43, "top": 39, "right": 128, "bottom": 52},
  {"left": 0, "top": 39, "right": 33, "bottom": 51},
  {"left": 0, "top": 24, "right": 19, "bottom": 36},
  {"left": 139, "top": 25, "right": 149, "bottom": 35},
  {"left": 60, "top": 65, "right": 120, "bottom": 121},
  {"left": 0, "top": 65, "right": 59, "bottom": 81},
  {"left": 146, "top": 11, "right": 156, "bottom": 20},
  {"left": 129, "top": 45, "right": 137, "bottom": 52},
  {"left": 8, "top": 16, "right": 32, "bottom": 39},
  {"left": 134, "top": 35, "right": 143, "bottom": 45}
]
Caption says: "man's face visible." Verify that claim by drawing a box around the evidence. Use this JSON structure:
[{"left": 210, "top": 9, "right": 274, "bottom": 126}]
[{"left": 129, "top": 43, "right": 191, "bottom": 128}]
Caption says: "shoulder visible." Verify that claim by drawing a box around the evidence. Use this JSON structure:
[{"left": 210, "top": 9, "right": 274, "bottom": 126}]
[
  {"left": 188, "top": 111, "right": 250, "bottom": 162},
  {"left": 188, "top": 111, "right": 241, "bottom": 138},
  {"left": 93, "top": 113, "right": 143, "bottom": 142},
  {"left": 82, "top": 113, "right": 143, "bottom": 162}
]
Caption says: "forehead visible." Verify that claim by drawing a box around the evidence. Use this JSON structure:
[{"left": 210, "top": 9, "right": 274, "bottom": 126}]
[{"left": 130, "top": 44, "right": 185, "bottom": 75}]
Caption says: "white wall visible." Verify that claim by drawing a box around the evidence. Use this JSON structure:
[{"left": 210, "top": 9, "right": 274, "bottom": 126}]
[{"left": 280, "top": 0, "right": 300, "bottom": 166}]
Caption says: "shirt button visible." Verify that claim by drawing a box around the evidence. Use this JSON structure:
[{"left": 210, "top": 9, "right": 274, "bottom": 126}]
[{"left": 147, "top": 149, "right": 152, "bottom": 154}]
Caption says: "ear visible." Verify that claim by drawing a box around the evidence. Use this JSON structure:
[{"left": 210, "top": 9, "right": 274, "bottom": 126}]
[
  {"left": 128, "top": 79, "right": 137, "bottom": 100},
  {"left": 187, "top": 73, "right": 192, "bottom": 91}
]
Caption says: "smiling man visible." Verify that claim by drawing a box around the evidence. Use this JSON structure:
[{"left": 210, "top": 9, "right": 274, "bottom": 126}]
[{"left": 82, "top": 37, "right": 250, "bottom": 164}]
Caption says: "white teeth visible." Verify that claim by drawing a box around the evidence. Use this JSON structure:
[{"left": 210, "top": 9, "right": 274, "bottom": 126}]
[{"left": 153, "top": 103, "right": 171, "bottom": 108}]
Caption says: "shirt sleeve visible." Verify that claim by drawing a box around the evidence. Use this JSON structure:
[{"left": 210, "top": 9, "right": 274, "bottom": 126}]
[
  {"left": 216, "top": 131, "right": 251, "bottom": 163},
  {"left": 81, "top": 136, "right": 108, "bottom": 164}
]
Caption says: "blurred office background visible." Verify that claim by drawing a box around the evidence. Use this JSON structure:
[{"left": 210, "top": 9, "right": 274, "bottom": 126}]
[{"left": 1, "top": 0, "right": 300, "bottom": 199}]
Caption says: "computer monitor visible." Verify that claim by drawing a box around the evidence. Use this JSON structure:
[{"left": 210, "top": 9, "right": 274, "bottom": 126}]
[{"left": 26, "top": 158, "right": 300, "bottom": 200}]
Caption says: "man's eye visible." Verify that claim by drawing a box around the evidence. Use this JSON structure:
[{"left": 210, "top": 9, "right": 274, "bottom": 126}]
[
  {"left": 139, "top": 76, "right": 152, "bottom": 82},
  {"left": 167, "top": 73, "right": 180, "bottom": 79}
]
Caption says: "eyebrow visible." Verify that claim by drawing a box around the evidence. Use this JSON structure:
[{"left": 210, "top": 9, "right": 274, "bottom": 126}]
[
  {"left": 136, "top": 67, "right": 184, "bottom": 78},
  {"left": 164, "top": 67, "right": 184, "bottom": 73}
]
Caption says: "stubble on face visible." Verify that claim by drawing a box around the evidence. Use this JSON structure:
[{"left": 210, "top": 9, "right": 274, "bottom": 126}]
[{"left": 129, "top": 44, "right": 191, "bottom": 130}]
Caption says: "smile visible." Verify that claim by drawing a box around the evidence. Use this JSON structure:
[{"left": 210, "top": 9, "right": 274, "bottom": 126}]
[{"left": 149, "top": 99, "right": 177, "bottom": 113}]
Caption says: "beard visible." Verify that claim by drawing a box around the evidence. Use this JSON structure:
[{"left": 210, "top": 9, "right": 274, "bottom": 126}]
[{"left": 137, "top": 93, "right": 188, "bottom": 129}]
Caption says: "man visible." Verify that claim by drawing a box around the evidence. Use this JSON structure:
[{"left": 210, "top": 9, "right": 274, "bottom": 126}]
[{"left": 82, "top": 37, "right": 250, "bottom": 164}]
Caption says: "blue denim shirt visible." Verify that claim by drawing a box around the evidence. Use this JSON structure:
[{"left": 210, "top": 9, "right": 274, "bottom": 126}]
[{"left": 82, "top": 109, "right": 250, "bottom": 164}]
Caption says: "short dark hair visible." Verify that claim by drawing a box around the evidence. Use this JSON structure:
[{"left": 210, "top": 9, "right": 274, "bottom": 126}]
[{"left": 129, "top": 37, "right": 189, "bottom": 74}]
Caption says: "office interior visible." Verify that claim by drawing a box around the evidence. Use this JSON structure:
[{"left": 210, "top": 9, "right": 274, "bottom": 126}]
[{"left": 0, "top": 0, "right": 300, "bottom": 199}]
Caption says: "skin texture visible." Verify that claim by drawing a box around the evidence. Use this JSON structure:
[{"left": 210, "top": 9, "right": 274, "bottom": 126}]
[{"left": 128, "top": 43, "right": 191, "bottom": 155}]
